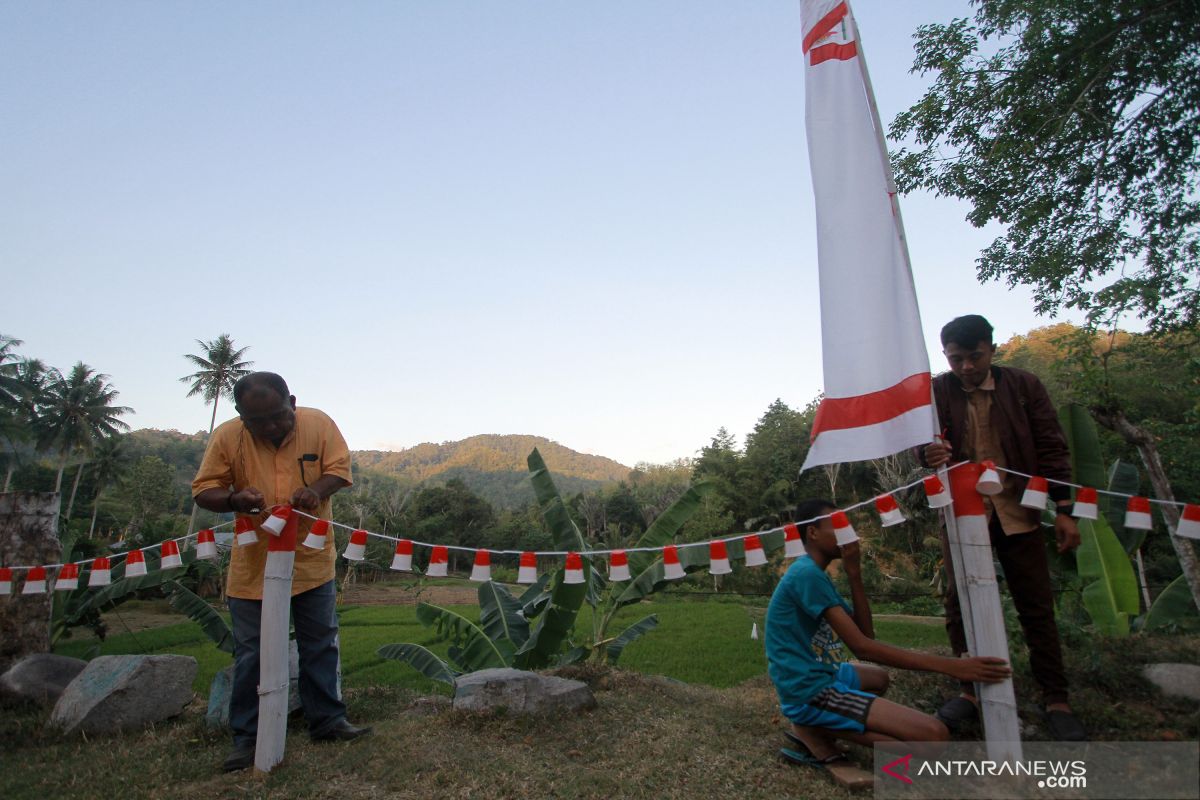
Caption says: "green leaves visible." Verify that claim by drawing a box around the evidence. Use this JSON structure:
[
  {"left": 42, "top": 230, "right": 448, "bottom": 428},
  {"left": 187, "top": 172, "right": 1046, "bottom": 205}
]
[
  {"left": 1076, "top": 515, "right": 1139, "bottom": 636},
  {"left": 416, "top": 602, "right": 510, "bottom": 671},
  {"left": 478, "top": 581, "right": 529, "bottom": 649},
  {"left": 376, "top": 644, "right": 459, "bottom": 686},
  {"left": 606, "top": 614, "right": 658, "bottom": 665},
  {"left": 1142, "top": 575, "right": 1200, "bottom": 634},
  {"left": 164, "top": 580, "right": 234, "bottom": 654}
]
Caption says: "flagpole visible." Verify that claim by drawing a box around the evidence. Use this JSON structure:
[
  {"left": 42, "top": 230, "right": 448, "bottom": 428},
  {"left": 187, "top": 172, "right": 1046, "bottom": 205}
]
[{"left": 847, "top": 0, "right": 1021, "bottom": 758}]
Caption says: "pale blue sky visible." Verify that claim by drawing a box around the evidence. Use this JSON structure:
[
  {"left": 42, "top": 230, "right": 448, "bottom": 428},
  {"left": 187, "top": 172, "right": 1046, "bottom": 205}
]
[{"left": 1, "top": 1, "right": 1084, "bottom": 467}]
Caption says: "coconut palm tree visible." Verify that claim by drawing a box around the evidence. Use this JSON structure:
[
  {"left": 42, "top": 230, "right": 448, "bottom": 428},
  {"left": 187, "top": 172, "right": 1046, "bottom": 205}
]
[
  {"left": 180, "top": 334, "right": 254, "bottom": 435},
  {"left": 1, "top": 354, "right": 51, "bottom": 491},
  {"left": 87, "top": 434, "right": 129, "bottom": 537},
  {"left": 36, "top": 364, "right": 133, "bottom": 508}
]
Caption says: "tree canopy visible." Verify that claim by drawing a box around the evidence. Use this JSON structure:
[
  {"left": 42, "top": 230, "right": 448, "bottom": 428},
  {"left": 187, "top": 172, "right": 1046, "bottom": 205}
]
[{"left": 890, "top": 0, "right": 1200, "bottom": 331}]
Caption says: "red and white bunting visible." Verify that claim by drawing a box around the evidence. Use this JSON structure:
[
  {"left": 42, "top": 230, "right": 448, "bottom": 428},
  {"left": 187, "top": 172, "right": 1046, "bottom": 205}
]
[
  {"left": 608, "top": 550, "right": 630, "bottom": 582},
  {"left": 160, "top": 539, "right": 183, "bottom": 570},
  {"left": 1178, "top": 504, "right": 1200, "bottom": 540},
  {"left": 874, "top": 494, "right": 905, "bottom": 527},
  {"left": 924, "top": 474, "right": 952, "bottom": 508},
  {"left": 1074, "top": 487, "right": 1099, "bottom": 520},
  {"left": 426, "top": 545, "right": 449, "bottom": 577},
  {"left": 391, "top": 539, "right": 413, "bottom": 572},
  {"left": 0, "top": 567, "right": 12, "bottom": 595},
  {"left": 783, "top": 523, "right": 804, "bottom": 558},
  {"left": 662, "top": 545, "right": 685, "bottom": 580},
  {"left": 1020, "top": 476, "right": 1049, "bottom": 510},
  {"left": 563, "top": 552, "right": 585, "bottom": 584},
  {"left": 302, "top": 519, "right": 330, "bottom": 550},
  {"left": 124, "top": 549, "right": 147, "bottom": 578},
  {"left": 1125, "top": 497, "right": 1153, "bottom": 531},
  {"left": 88, "top": 557, "right": 111, "bottom": 587},
  {"left": 22, "top": 566, "right": 47, "bottom": 594},
  {"left": 517, "top": 551, "right": 538, "bottom": 584},
  {"left": 262, "top": 505, "right": 291, "bottom": 536},
  {"left": 235, "top": 516, "right": 258, "bottom": 547},
  {"left": 343, "top": 529, "right": 368, "bottom": 561},
  {"left": 976, "top": 460, "right": 1003, "bottom": 496},
  {"left": 56, "top": 563, "right": 80, "bottom": 591},
  {"left": 469, "top": 550, "right": 492, "bottom": 582},
  {"left": 196, "top": 529, "right": 219, "bottom": 560},
  {"left": 743, "top": 534, "right": 767, "bottom": 567},
  {"left": 709, "top": 541, "right": 732, "bottom": 575},
  {"left": 831, "top": 511, "right": 858, "bottom": 546}
]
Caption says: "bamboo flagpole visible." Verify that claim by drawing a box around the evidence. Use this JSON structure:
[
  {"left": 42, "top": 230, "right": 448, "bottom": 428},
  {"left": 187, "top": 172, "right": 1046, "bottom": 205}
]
[{"left": 255, "top": 505, "right": 297, "bottom": 774}]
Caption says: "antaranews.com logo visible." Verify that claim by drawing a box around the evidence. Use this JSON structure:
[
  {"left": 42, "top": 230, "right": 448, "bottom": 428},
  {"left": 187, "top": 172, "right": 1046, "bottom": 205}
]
[{"left": 882, "top": 752, "right": 1087, "bottom": 789}]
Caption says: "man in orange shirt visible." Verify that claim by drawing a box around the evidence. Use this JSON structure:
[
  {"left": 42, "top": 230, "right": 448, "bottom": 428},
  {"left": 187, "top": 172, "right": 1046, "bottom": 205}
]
[{"left": 193, "top": 371, "right": 369, "bottom": 772}]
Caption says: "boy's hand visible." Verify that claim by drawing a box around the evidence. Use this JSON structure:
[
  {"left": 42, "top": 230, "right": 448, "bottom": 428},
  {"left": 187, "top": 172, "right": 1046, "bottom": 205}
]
[
  {"left": 840, "top": 540, "right": 862, "bottom": 578},
  {"left": 951, "top": 656, "right": 1011, "bottom": 684}
]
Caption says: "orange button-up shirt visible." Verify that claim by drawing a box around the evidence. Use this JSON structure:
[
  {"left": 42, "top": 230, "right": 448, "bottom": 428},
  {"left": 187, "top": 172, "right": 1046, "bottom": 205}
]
[{"left": 191, "top": 407, "right": 353, "bottom": 599}]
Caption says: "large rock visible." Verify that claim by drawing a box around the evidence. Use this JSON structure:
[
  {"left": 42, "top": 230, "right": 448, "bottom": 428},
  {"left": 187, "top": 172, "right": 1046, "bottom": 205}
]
[
  {"left": 0, "top": 653, "right": 87, "bottom": 705},
  {"left": 453, "top": 668, "right": 595, "bottom": 715},
  {"left": 50, "top": 654, "right": 197, "bottom": 735},
  {"left": 206, "top": 640, "right": 301, "bottom": 728},
  {"left": 1143, "top": 663, "right": 1200, "bottom": 702}
]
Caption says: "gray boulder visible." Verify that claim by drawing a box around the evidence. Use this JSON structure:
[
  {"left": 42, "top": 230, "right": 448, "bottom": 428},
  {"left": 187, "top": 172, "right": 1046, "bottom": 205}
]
[
  {"left": 1143, "top": 663, "right": 1200, "bottom": 702},
  {"left": 50, "top": 654, "right": 197, "bottom": 735},
  {"left": 453, "top": 668, "right": 595, "bottom": 715},
  {"left": 0, "top": 653, "right": 88, "bottom": 705},
  {"left": 206, "top": 640, "right": 301, "bottom": 728}
]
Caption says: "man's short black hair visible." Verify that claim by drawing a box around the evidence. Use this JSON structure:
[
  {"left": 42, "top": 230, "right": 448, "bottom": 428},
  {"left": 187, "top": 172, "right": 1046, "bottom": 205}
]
[
  {"left": 940, "top": 315, "right": 994, "bottom": 349},
  {"left": 793, "top": 498, "right": 837, "bottom": 542},
  {"left": 233, "top": 372, "right": 290, "bottom": 405}
]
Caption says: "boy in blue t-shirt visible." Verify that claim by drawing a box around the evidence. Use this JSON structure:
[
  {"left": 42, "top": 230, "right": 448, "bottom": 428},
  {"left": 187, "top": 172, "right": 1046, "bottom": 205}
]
[{"left": 767, "top": 499, "right": 1011, "bottom": 764}]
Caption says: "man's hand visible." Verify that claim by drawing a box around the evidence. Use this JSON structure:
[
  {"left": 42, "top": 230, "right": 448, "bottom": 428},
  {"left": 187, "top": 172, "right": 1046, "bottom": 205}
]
[
  {"left": 924, "top": 441, "right": 951, "bottom": 468},
  {"left": 230, "top": 488, "right": 265, "bottom": 513},
  {"left": 840, "top": 540, "right": 863, "bottom": 578},
  {"left": 291, "top": 486, "right": 321, "bottom": 511},
  {"left": 1055, "top": 511, "right": 1081, "bottom": 553},
  {"left": 950, "top": 656, "right": 1012, "bottom": 684}
]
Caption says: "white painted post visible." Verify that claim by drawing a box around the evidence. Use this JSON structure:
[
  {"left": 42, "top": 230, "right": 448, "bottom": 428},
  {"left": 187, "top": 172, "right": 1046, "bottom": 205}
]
[{"left": 255, "top": 507, "right": 296, "bottom": 774}]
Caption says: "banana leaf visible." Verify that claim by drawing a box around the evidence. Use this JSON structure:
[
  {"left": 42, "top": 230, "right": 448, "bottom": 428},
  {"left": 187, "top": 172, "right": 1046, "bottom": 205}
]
[
  {"left": 164, "top": 580, "right": 234, "bottom": 653},
  {"left": 606, "top": 614, "right": 659, "bottom": 664},
  {"left": 377, "top": 643, "right": 459, "bottom": 685},
  {"left": 555, "top": 646, "right": 590, "bottom": 667},
  {"left": 1106, "top": 459, "right": 1146, "bottom": 554},
  {"left": 478, "top": 581, "right": 529, "bottom": 648},
  {"left": 1076, "top": 515, "right": 1139, "bottom": 636},
  {"left": 626, "top": 481, "right": 714, "bottom": 576},
  {"left": 1061, "top": 403, "right": 1106, "bottom": 489},
  {"left": 513, "top": 567, "right": 588, "bottom": 669},
  {"left": 415, "top": 602, "right": 510, "bottom": 670},
  {"left": 1142, "top": 575, "right": 1200, "bottom": 633},
  {"left": 527, "top": 448, "right": 585, "bottom": 552}
]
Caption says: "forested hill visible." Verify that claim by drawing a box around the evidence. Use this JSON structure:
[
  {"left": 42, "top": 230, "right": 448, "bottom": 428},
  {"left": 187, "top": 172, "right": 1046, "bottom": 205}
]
[{"left": 129, "top": 430, "right": 630, "bottom": 509}]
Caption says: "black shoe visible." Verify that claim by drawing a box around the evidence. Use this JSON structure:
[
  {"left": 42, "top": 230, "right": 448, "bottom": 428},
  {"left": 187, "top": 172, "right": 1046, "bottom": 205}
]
[
  {"left": 1044, "top": 708, "right": 1087, "bottom": 741},
  {"left": 934, "top": 696, "right": 979, "bottom": 733},
  {"left": 311, "top": 719, "right": 372, "bottom": 742},
  {"left": 222, "top": 744, "right": 255, "bottom": 772}
]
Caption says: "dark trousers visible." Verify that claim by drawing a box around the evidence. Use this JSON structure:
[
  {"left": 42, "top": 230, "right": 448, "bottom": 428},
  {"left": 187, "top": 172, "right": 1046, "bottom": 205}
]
[
  {"left": 228, "top": 580, "right": 347, "bottom": 748},
  {"left": 941, "top": 515, "right": 1069, "bottom": 705}
]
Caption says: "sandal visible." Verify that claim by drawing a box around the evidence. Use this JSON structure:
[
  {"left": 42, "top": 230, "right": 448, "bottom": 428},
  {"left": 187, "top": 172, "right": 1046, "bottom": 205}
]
[
  {"left": 935, "top": 695, "right": 979, "bottom": 732},
  {"left": 1044, "top": 708, "right": 1087, "bottom": 741}
]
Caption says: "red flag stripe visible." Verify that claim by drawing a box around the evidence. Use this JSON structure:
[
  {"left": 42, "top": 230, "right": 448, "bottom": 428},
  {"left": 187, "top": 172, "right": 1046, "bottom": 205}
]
[
  {"left": 802, "top": 1, "right": 848, "bottom": 53},
  {"left": 810, "top": 41, "right": 858, "bottom": 65},
  {"left": 811, "top": 373, "right": 931, "bottom": 438}
]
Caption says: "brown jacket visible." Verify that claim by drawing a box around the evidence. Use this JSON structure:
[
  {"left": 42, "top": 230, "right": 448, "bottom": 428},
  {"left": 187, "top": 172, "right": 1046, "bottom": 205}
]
[{"left": 924, "top": 365, "right": 1073, "bottom": 503}]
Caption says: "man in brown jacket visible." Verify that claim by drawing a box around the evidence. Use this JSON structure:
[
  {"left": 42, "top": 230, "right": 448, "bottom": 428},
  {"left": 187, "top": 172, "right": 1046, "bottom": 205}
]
[{"left": 922, "top": 314, "right": 1086, "bottom": 741}]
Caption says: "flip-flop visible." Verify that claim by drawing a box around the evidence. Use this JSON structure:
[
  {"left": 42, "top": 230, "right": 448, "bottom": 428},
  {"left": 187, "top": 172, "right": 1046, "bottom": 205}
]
[
  {"left": 779, "top": 747, "right": 874, "bottom": 790},
  {"left": 1043, "top": 708, "right": 1087, "bottom": 741},
  {"left": 935, "top": 696, "right": 979, "bottom": 733}
]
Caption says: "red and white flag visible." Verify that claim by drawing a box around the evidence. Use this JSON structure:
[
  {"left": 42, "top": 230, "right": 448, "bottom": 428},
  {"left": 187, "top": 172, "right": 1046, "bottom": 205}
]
[{"left": 800, "top": 0, "right": 933, "bottom": 470}]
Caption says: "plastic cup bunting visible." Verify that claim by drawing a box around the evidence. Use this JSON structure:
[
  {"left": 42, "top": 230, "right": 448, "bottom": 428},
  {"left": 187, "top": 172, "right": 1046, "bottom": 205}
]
[
  {"left": 302, "top": 519, "right": 330, "bottom": 550},
  {"left": 0, "top": 567, "right": 12, "bottom": 595},
  {"left": 831, "top": 511, "right": 858, "bottom": 546},
  {"left": 22, "top": 566, "right": 47, "bottom": 594},
  {"left": 262, "top": 505, "right": 291, "bottom": 536},
  {"left": 391, "top": 539, "right": 413, "bottom": 572},
  {"left": 923, "top": 475, "right": 952, "bottom": 508},
  {"left": 743, "top": 534, "right": 767, "bottom": 567},
  {"left": 343, "top": 529, "right": 368, "bottom": 561},
  {"left": 426, "top": 545, "right": 449, "bottom": 577},
  {"left": 708, "top": 540, "right": 732, "bottom": 575},
  {"left": 160, "top": 539, "right": 183, "bottom": 570},
  {"left": 56, "top": 563, "right": 80, "bottom": 591},
  {"left": 564, "top": 552, "right": 585, "bottom": 584},
  {"left": 235, "top": 516, "right": 258, "bottom": 547},
  {"left": 1177, "top": 504, "right": 1200, "bottom": 540},
  {"left": 783, "top": 523, "right": 804, "bottom": 558},
  {"left": 88, "top": 557, "right": 111, "bottom": 587},
  {"left": 874, "top": 494, "right": 905, "bottom": 527},
  {"left": 1073, "top": 487, "right": 1099, "bottom": 520},
  {"left": 662, "top": 545, "right": 685, "bottom": 580},
  {"left": 124, "top": 549, "right": 147, "bottom": 577},
  {"left": 469, "top": 549, "right": 492, "bottom": 582},
  {"left": 517, "top": 551, "right": 538, "bottom": 584},
  {"left": 976, "top": 460, "right": 1004, "bottom": 496},
  {"left": 608, "top": 550, "right": 630, "bottom": 582},
  {"left": 1020, "top": 476, "right": 1049, "bottom": 510},
  {"left": 1125, "top": 497, "right": 1153, "bottom": 531},
  {"left": 196, "top": 528, "right": 219, "bottom": 560}
]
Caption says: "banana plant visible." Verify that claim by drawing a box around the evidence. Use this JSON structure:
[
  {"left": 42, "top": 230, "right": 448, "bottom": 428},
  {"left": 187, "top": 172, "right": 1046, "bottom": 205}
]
[{"left": 1141, "top": 575, "right": 1200, "bottom": 633}]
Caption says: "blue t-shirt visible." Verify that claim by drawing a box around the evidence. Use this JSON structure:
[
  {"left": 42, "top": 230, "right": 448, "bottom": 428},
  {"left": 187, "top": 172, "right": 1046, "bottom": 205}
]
[{"left": 765, "top": 555, "right": 852, "bottom": 706}]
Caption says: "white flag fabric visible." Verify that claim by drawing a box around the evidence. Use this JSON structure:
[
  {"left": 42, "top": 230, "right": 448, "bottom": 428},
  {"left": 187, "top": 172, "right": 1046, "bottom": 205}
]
[{"left": 800, "top": 0, "right": 934, "bottom": 470}]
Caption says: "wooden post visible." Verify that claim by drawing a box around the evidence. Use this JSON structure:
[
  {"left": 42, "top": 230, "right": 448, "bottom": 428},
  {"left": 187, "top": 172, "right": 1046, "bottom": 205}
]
[
  {"left": 0, "top": 492, "right": 62, "bottom": 672},
  {"left": 255, "top": 507, "right": 297, "bottom": 774}
]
